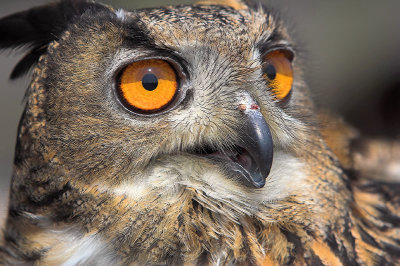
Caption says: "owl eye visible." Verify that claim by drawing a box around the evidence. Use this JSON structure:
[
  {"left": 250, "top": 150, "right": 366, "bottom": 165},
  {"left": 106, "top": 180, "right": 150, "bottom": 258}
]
[
  {"left": 117, "top": 59, "right": 178, "bottom": 113},
  {"left": 262, "top": 50, "right": 294, "bottom": 100}
]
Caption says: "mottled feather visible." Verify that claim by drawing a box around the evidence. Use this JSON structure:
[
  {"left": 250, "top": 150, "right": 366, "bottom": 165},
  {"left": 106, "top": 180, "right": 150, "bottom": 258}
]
[{"left": 0, "top": 0, "right": 399, "bottom": 265}]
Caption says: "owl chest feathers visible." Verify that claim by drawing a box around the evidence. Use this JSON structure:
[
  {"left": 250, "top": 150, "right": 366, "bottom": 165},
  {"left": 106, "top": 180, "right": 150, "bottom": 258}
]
[{"left": 38, "top": 151, "right": 310, "bottom": 264}]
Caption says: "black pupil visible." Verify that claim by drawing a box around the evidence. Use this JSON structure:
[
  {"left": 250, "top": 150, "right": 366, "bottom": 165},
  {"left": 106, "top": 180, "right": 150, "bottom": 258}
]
[
  {"left": 142, "top": 73, "right": 158, "bottom": 91},
  {"left": 264, "top": 64, "right": 276, "bottom": 81}
]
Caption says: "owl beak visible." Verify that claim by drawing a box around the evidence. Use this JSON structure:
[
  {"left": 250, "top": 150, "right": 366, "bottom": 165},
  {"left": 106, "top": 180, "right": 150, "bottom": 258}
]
[{"left": 237, "top": 107, "right": 273, "bottom": 188}]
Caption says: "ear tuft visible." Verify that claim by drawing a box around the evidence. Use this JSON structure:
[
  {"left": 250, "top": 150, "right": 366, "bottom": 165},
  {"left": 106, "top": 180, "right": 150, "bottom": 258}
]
[{"left": 0, "top": 0, "right": 110, "bottom": 79}]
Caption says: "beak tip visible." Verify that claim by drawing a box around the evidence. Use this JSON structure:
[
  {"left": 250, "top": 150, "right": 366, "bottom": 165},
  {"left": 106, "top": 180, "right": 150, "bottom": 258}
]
[
  {"left": 244, "top": 169, "right": 268, "bottom": 188},
  {"left": 253, "top": 179, "right": 266, "bottom": 189}
]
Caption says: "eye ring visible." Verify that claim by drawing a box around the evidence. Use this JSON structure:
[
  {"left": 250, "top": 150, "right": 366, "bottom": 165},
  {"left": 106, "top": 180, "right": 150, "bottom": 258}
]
[
  {"left": 262, "top": 50, "right": 294, "bottom": 101},
  {"left": 116, "top": 59, "right": 180, "bottom": 114}
]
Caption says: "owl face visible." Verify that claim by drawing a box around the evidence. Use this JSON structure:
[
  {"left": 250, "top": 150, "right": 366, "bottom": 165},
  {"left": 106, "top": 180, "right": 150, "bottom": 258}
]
[{"left": 26, "top": 3, "right": 312, "bottom": 216}]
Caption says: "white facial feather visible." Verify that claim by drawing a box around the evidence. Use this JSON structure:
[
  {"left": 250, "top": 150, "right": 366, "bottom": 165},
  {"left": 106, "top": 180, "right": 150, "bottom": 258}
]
[
  {"left": 112, "top": 151, "right": 308, "bottom": 221},
  {"left": 61, "top": 235, "right": 112, "bottom": 266},
  {"left": 115, "top": 9, "right": 126, "bottom": 21},
  {"left": 33, "top": 231, "right": 117, "bottom": 265}
]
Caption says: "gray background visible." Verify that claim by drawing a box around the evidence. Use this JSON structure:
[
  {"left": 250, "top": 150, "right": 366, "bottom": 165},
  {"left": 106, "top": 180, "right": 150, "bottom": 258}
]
[{"left": 1, "top": 0, "right": 400, "bottom": 226}]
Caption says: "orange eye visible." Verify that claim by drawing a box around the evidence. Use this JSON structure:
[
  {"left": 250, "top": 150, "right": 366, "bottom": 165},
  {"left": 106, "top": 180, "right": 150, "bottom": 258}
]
[
  {"left": 118, "top": 59, "right": 178, "bottom": 112},
  {"left": 263, "top": 50, "right": 293, "bottom": 100}
]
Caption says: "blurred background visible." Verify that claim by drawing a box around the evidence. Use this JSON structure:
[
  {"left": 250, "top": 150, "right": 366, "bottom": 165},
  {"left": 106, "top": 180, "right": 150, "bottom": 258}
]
[{"left": 1, "top": 0, "right": 400, "bottom": 225}]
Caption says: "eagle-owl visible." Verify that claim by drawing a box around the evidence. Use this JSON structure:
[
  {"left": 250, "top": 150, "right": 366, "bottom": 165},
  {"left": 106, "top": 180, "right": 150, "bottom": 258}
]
[{"left": 0, "top": 0, "right": 399, "bottom": 264}]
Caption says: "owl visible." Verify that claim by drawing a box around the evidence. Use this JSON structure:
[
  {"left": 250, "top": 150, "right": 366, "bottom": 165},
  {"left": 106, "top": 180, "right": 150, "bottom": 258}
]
[{"left": 0, "top": 0, "right": 399, "bottom": 265}]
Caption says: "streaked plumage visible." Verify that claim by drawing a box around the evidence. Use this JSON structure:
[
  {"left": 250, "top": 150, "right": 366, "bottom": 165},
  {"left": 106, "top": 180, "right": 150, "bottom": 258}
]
[{"left": 0, "top": 0, "right": 399, "bottom": 264}]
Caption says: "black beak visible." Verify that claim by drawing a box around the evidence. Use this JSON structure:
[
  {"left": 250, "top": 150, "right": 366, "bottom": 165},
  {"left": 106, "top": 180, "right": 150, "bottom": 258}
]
[{"left": 237, "top": 107, "right": 273, "bottom": 188}]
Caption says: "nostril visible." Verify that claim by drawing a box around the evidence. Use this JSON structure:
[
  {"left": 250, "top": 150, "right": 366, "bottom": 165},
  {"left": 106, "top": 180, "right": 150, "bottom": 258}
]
[
  {"left": 250, "top": 104, "right": 259, "bottom": 110},
  {"left": 238, "top": 104, "right": 260, "bottom": 111}
]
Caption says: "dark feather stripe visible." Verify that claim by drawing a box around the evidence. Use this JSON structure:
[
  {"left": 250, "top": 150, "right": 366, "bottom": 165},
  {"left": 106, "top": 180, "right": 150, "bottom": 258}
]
[
  {"left": 357, "top": 225, "right": 380, "bottom": 249},
  {"left": 281, "top": 228, "right": 304, "bottom": 264},
  {"left": 375, "top": 206, "right": 400, "bottom": 227},
  {"left": 381, "top": 241, "right": 400, "bottom": 257},
  {"left": 306, "top": 249, "right": 325, "bottom": 266},
  {"left": 28, "top": 182, "right": 71, "bottom": 207},
  {"left": 325, "top": 232, "right": 354, "bottom": 265}
]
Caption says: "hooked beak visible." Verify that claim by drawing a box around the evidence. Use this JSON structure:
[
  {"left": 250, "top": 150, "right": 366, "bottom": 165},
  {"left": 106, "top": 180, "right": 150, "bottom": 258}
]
[
  {"left": 235, "top": 105, "right": 273, "bottom": 188},
  {"left": 189, "top": 104, "right": 273, "bottom": 189}
]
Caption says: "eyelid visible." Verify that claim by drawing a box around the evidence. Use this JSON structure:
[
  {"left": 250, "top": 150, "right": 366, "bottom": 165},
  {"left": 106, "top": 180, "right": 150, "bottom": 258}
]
[{"left": 262, "top": 47, "right": 295, "bottom": 62}]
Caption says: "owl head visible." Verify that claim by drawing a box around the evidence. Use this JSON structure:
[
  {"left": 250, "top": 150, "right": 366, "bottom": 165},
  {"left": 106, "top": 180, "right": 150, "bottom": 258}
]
[{"left": 1, "top": 0, "right": 351, "bottom": 264}]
